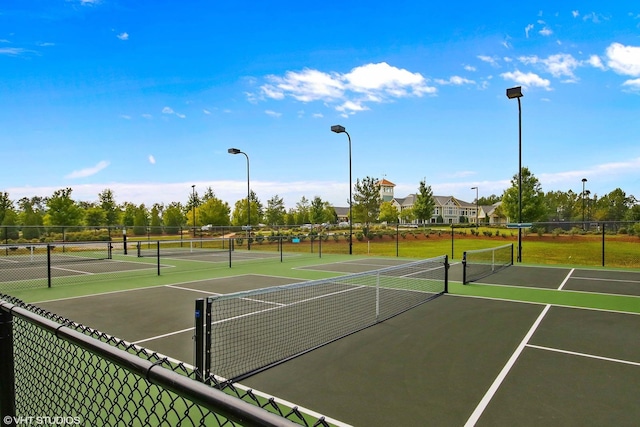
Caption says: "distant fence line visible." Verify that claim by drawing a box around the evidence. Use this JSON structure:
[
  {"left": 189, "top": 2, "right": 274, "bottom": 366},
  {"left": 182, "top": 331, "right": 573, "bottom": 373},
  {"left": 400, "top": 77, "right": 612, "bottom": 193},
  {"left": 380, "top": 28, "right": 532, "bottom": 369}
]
[
  {"left": 1, "top": 222, "right": 639, "bottom": 291},
  {"left": 0, "top": 294, "right": 330, "bottom": 426}
]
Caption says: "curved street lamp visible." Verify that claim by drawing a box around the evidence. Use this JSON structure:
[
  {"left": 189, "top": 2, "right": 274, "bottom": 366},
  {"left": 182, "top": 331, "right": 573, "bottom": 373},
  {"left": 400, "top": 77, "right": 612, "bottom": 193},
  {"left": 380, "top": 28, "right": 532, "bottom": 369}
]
[
  {"left": 228, "top": 148, "right": 251, "bottom": 250},
  {"left": 582, "top": 178, "right": 588, "bottom": 227},
  {"left": 506, "top": 86, "right": 523, "bottom": 263},
  {"left": 331, "top": 125, "right": 352, "bottom": 255},
  {"left": 191, "top": 184, "right": 196, "bottom": 238},
  {"left": 471, "top": 186, "right": 478, "bottom": 229}
]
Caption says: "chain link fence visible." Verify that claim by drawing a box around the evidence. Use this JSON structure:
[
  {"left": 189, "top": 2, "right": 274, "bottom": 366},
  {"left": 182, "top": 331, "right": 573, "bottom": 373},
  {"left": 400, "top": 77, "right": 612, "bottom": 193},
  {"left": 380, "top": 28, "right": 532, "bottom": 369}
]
[{"left": 0, "top": 294, "right": 332, "bottom": 427}]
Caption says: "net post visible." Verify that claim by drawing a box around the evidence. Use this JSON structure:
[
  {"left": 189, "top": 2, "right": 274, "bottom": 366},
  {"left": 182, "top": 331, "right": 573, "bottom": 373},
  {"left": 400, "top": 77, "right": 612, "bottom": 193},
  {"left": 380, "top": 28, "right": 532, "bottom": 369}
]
[
  {"left": 228, "top": 238, "right": 232, "bottom": 268},
  {"left": 47, "top": 244, "right": 52, "bottom": 288},
  {"left": 0, "top": 305, "right": 16, "bottom": 422},
  {"left": 319, "top": 232, "right": 322, "bottom": 258},
  {"left": 136, "top": 241, "right": 141, "bottom": 257},
  {"left": 280, "top": 236, "right": 283, "bottom": 263},
  {"left": 462, "top": 251, "right": 467, "bottom": 285},
  {"left": 375, "top": 271, "right": 380, "bottom": 322},
  {"left": 444, "top": 255, "right": 449, "bottom": 293},
  {"left": 510, "top": 243, "right": 514, "bottom": 266},
  {"left": 205, "top": 298, "right": 212, "bottom": 381},
  {"left": 156, "top": 241, "right": 160, "bottom": 276},
  {"left": 194, "top": 298, "right": 205, "bottom": 382}
]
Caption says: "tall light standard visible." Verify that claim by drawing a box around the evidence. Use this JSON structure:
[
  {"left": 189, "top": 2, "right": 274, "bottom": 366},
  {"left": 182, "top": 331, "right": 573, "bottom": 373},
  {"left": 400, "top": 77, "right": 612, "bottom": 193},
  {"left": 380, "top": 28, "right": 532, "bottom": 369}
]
[
  {"left": 228, "top": 148, "right": 251, "bottom": 250},
  {"left": 331, "top": 124, "right": 352, "bottom": 255},
  {"left": 582, "top": 178, "right": 588, "bottom": 229},
  {"left": 191, "top": 184, "right": 196, "bottom": 238},
  {"left": 506, "top": 86, "right": 523, "bottom": 263},
  {"left": 471, "top": 186, "right": 479, "bottom": 229}
]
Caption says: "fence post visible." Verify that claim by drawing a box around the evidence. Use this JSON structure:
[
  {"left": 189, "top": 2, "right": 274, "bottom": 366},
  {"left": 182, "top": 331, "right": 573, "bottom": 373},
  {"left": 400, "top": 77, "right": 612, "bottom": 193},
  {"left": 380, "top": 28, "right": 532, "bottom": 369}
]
[
  {"left": 602, "top": 223, "right": 605, "bottom": 267},
  {"left": 157, "top": 241, "right": 161, "bottom": 276},
  {"left": 47, "top": 244, "right": 52, "bottom": 288},
  {"left": 0, "top": 305, "right": 16, "bottom": 422}
]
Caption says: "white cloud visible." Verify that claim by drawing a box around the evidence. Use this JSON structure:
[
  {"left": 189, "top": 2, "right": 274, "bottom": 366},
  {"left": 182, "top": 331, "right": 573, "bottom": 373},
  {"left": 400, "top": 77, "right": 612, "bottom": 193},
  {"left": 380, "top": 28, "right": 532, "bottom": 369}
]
[
  {"left": 117, "top": 32, "right": 129, "bottom": 41},
  {"left": 65, "top": 161, "right": 110, "bottom": 179},
  {"left": 119, "top": 114, "right": 131, "bottom": 120},
  {"left": 141, "top": 113, "right": 153, "bottom": 119},
  {"left": 478, "top": 55, "right": 500, "bottom": 67},
  {"left": 148, "top": 155, "right": 156, "bottom": 165},
  {"left": 262, "top": 68, "right": 344, "bottom": 102},
  {"left": 622, "top": 78, "right": 640, "bottom": 92},
  {"left": 464, "top": 65, "right": 476, "bottom": 72},
  {"left": 582, "top": 12, "right": 605, "bottom": 23},
  {"left": 265, "top": 110, "right": 282, "bottom": 118},
  {"left": 525, "top": 24, "right": 534, "bottom": 38},
  {"left": 606, "top": 43, "right": 640, "bottom": 76},
  {"left": 258, "top": 62, "right": 435, "bottom": 115},
  {"left": 588, "top": 55, "right": 605, "bottom": 70},
  {"left": 539, "top": 27, "right": 553, "bottom": 36},
  {"left": 203, "top": 109, "right": 211, "bottom": 115},
  {"left": 312, "top": 113, "right": 323, "bottom": 118},
  {"left": 500, "top": 70, "right": 551, "bottom": 90},
  {"left": 518, "top": 53, "right": 580, "bottom": 80},
  {"left": 435, "top": 76, "right": 475, "bottom": 85},
  {"left": 0, "top": 47, "right": 31, "bottom": 56},
  {"left": 572, "top": 10, "right": 579, "bottom": 18},
  {"left": 161, "top": 106, "right": 186, "bottom": 119}
]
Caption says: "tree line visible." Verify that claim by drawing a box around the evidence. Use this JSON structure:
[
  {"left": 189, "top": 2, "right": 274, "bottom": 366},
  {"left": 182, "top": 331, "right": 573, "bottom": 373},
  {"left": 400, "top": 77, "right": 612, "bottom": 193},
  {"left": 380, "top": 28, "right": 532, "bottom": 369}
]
[{"left": 1, "top": 168, "right": 638, "bottom": 239}]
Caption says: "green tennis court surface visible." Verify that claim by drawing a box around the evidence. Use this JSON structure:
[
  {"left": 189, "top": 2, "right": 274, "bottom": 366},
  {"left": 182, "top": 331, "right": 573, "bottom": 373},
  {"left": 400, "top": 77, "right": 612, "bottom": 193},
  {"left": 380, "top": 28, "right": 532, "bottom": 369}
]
[{"left": 5, "top": 256, "right": 640, "bottom": 426}]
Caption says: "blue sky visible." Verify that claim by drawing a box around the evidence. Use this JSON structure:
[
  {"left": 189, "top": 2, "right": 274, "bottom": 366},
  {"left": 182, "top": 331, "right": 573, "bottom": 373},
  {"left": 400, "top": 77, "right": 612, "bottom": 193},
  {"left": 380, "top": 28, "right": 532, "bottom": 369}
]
[{"left": 1, "top": 1, "right": 639, "bottom": 210}]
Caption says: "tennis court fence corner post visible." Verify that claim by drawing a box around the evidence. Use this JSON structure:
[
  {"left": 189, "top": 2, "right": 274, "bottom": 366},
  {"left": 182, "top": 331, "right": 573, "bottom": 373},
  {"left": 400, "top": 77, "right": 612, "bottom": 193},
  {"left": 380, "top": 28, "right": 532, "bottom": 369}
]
[{"left": 0, "top": 303, "right": 17, "bottom": 421}]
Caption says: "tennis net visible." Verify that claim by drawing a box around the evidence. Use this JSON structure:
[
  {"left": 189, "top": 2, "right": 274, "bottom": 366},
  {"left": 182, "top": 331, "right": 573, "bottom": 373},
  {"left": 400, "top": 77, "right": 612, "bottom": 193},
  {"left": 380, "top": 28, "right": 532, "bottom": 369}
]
[
  {"left": 198, "top": 255, "right": 449, "bottom": 383},
  {"left": 462, "top": 243, "right": 513, "bottom": 284},
  {"left": 0, "top": 242, "right": 111, "bottom": 268},
  {"left": 136, "top": 239, "right": 231, "bottom": 258}
]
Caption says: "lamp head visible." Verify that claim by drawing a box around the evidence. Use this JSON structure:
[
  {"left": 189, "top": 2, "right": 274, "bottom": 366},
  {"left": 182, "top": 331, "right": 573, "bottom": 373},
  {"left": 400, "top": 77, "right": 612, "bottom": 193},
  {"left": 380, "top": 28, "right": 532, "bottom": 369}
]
[
  {"left": 228, "top": 148, "right": 241, "bottom": 154},
  {"left": 506, "top": 86, "right": 523, "bottom": 99},
  {"left": 331, "top": 125, "right": 346, "bottom": 134}
]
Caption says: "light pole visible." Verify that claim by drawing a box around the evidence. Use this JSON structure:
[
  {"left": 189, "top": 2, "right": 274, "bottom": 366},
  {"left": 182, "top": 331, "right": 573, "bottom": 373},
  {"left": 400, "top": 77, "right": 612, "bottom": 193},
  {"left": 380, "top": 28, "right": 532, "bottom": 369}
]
[
  {"left": 471, "top": 186, "right": 478, "bottom": 229},
  {"left": 331, "top": 124, "right": 352, "bottom": 255},
  {"left": 228, "top": 148, "right": 251, "bottom": 250},
  {"left": 582, "top": 178, "right": 588, "bottom": 226},
  {"left": 191, "top": 184, "right": 196, "bottom": 237},
  {"left": 506, "top": 86, "right": 523, "bottom": 263}
]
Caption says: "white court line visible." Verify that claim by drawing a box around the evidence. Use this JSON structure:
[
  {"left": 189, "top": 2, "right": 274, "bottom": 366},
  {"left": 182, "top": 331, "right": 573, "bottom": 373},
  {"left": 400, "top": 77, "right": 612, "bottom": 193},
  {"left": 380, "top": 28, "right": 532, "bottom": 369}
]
[
  {"left": 132, "top": 327, "right": 195, "bottom": 345},
  {"left": 464, "top": 304, "right": 551, "bottom": 427},
  {"left": 50, "top": 266, "right": 94, "bottom": 275},
  {"left": 557, "top": 268, "right": 574, "bottom": 290},
  {"left": 572, "top": 276, "right": 640, "bottom": 284},
  {"left": 526, "top": 344, "right": 640, "bottom": 367},
  {"left": 165, "top": 284, "right": 221, "bottom": 296}
]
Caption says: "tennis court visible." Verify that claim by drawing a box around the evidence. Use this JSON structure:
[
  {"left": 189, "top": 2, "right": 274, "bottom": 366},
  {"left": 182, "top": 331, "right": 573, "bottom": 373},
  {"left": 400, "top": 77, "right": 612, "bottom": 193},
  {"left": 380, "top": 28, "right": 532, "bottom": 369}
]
[{"left": 7, "top": 254, "right": 640, "bottom": 426}]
